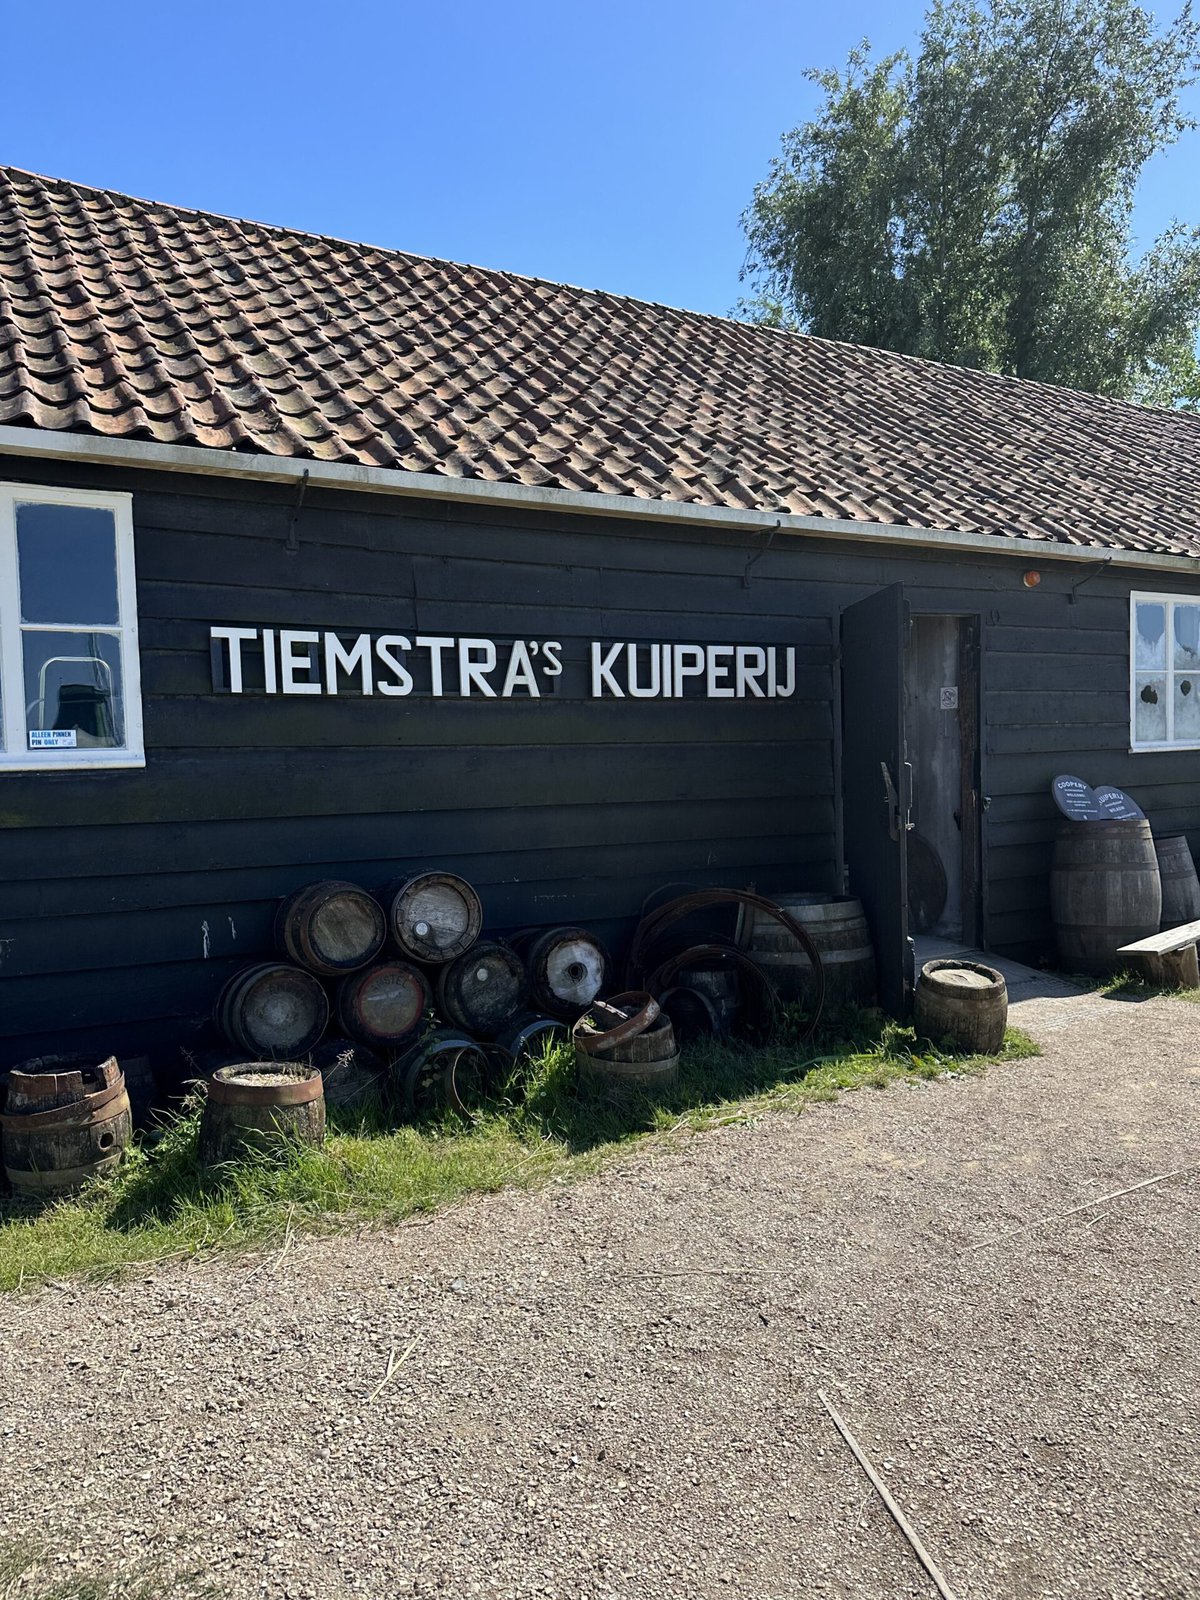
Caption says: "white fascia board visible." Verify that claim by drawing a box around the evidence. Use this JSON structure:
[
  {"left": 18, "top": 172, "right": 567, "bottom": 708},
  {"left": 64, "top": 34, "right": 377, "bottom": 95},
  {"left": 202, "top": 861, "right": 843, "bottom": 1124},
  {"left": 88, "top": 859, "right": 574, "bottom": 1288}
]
[{"left": 1, "top": 422, "right": 1198, "bottom": 577}]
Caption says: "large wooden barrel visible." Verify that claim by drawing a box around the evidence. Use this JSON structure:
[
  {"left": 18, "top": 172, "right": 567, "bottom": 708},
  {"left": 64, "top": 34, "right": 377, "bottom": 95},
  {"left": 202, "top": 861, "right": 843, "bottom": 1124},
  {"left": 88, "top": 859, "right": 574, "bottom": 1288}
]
[
  {"left": 518, "top": 927, "right": 610, "bottom": 1019},
  {"left": 914, "top": 960, "right": 1008, "bottom": 1054},
  {"left": 199, "top": 1062, "right": 325, "bottom": 1166},
  {"left": 275, "top": 880, "right": 386, "bottom": 976},
  {"left": 382, "top": 872, "right": 483, "bottom": 964},
  {"left": 216, "top": 963, "right": 329, "bottom": 1058},
  {"left": 1050, "top": 820, "right": 1162, "bottom": 971},
  {"left": 1, "top": 1055, "right": 132, "bottom": 1196},
  {"left": 334, "top": 960, "right": 431, "bottom": 1047},
  {"left": 742, "top": 895, "right": 876, "bottom": 1012},
  {"left": 436, "top": 941, "right": 527, "bottom": 1037},
  {"left": 1155, "top": 835, "right": 1200, "bottom": 929},
  {"left": 396, "top": 1030, "right": 492, "bottom": 1117}
]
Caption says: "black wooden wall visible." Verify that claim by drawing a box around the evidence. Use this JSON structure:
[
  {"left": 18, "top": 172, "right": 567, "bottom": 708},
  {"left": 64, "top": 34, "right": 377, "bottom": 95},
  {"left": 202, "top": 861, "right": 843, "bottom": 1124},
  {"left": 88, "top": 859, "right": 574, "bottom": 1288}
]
[{"left": 2, "top": 451, "right": 1199, "bottom": 1066}]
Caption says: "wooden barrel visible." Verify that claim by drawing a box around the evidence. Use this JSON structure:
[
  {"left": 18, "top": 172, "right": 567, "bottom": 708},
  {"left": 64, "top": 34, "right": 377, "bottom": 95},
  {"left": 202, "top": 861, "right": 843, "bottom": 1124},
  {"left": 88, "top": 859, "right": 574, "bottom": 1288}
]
[
  {"left": 742, "top": 895, "right": 876, "bottom": 1013},
  {"left": 1050, "top": 820, "right": 1162, "bottom": 972},
  {"left": 673, "top": 965, "right": 740, "bottom": 1034},
  {"left": 275, "top": 880, "right": 386, "bottom": 976},
  {"left": 216, "top": 962, "right": 329, "bottom": 1058},
  {"left": 309, "top": 1037, "right": 388, "bottom": 1113},
  {"left": 657, "top": 986, "right": 723, "bottom": 1043},
  {"left": 199, "top": 1062, "right": 325, "bottom": 1166},
  {"left": 382, "top": 872, "right": 483, "bottom": 964},
  {"left": 1, "top": 1055, "right": 132, "bottom": 1196},
  {"left": 914, "top": 960, "right": 1008, "bottom": 1054},
  {"left": 1155, "top": 835, "right": 1200, "bottom": 929},
  {"left": 334, "top": 960, "right": 431, "bottom": 1047},
  {"left": 576, "top": 1011, "right": 680, "bottom": 1091},
  {"left": 397, "top": 1030, "right": 492, "bottom": 1117},
  {"left": 436, "top": 941, "right": 527, "bottom": 1038},
  {"left": 493, "top": 1014, "right": 569, "bottom": 1069},
  {"left": 518, "top": 927, "right": 610, "bottom": 1019}
]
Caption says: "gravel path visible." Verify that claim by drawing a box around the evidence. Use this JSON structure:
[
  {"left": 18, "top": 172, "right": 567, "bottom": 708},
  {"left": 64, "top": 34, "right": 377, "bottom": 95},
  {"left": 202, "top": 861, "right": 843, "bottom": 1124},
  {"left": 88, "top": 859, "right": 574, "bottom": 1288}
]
[{"left": 1, "top": 977, "right": 1198, "bottom": 1600}]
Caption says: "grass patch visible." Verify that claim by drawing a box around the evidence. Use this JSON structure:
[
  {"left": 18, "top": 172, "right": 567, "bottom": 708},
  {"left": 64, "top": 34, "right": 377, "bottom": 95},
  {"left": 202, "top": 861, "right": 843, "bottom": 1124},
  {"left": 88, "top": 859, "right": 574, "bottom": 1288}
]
[
  {"left": 1068, "top": 968, "right": 1200, "bottom": 1004},
  {"left": 0, "top": 1539, "right": 214, "bottom": 1600},
  {"left": 0, "top": 1012, "right": 1038, "bottom": 1291}
]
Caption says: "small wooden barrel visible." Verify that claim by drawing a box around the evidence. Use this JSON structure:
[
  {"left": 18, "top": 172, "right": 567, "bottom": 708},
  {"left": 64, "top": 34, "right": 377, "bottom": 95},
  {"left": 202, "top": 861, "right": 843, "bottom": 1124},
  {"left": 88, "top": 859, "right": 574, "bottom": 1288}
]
[
  {"left": 1155, "top": 835, "right": 1200, "bottom": 929},
  {"left": 1050, "top": 820, "right": 1162, "bottom": 971},
  {"left": 334, "top": 960, "right": 431, "bottom": 1047},
  {"left": 914, "top": 960, "right": 1008, "bottom": 1054},
  {"left": 436, "top": 941, "right": 527, "bottom": 1038},
  {"left": 742, "top": 895, "right": 876, "bottom": 1012},
  {"left": 382, "top": 872, "right": 483, "bottom": 964},
  {"left": 518, "top": 927, "right": 610, "bottom": 1019},
  {"left": 396, "top": 1030, "right": 492, "bottom": 1117},
  {"left": 199, "top": 1062, "right": 325, "bottom": 1166},
  {"left": 576, "top": 1011, "right": 680, "bottom": 1091},
  {"left": 275, "top": 880, "right": 386, "bottom": 976},
  {"left": 309, "top": 1037, "right": 388, "bottom": 1113},
  {"left": 493, "top": 1014, "right": 569, "bottom": 1069},
  {"left": 216, "top": 963, "right": 329, "bottom": 1058},
  {"left": 1, "top": 1055, "right": 132, "bottom": 1196}
]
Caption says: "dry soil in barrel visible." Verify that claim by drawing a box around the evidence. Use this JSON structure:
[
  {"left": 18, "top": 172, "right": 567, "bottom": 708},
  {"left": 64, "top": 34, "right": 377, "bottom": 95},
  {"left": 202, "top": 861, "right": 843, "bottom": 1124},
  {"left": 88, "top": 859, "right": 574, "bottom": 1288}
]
[{"left": 0, "top": 978, "right": 1197, "bottom": 1599}]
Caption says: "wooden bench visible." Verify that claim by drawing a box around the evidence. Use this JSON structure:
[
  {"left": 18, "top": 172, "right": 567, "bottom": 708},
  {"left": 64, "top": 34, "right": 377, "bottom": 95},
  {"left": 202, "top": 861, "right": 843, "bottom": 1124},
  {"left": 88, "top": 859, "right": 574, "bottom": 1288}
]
[{"left": 1117, "top": 920, "right": 1200, "bottom": 988}]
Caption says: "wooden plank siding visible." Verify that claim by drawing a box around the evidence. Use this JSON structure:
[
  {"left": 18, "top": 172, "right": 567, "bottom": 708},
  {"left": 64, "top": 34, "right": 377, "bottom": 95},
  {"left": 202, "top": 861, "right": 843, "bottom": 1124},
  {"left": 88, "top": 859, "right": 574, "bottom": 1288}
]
[{"left": 2, "top": 451, "right": 1200, "bottom": 1060}]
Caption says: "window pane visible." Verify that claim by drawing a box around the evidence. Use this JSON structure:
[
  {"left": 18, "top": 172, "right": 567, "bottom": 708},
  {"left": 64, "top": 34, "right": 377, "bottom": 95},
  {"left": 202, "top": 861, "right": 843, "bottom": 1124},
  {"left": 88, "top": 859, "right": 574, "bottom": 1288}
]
[
  {"left": 1174, "top": 604, "right": 1200, "bottom": 670},
  {"left": 23, "top": 631, "right": 124, "bottom": 749},
  {"left": 1134, "top": 674, "right": 1168, "bottom": 743},
  {"left": 1175, "top": 674, "right": 1200, "bottom": 742},
  {"left": 16, "top": 503, "right": 119, "bottom": 625},
  {"left": 1135, "top": 602, "right": 1167, "bottom": 669}
]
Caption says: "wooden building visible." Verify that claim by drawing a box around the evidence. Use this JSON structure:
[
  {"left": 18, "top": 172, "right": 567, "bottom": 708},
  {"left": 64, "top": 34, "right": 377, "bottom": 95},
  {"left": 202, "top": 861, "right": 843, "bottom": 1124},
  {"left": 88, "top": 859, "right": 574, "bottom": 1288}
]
[{"left": 1, "top": 166, "right": 1199, "bottom": 1062}]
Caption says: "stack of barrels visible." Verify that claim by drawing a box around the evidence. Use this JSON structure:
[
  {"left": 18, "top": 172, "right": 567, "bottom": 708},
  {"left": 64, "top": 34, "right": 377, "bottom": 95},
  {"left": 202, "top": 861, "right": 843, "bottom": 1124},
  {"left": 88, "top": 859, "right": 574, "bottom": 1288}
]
[{"left": 213, "top": 871, "right": 612, "bottom": 1124}]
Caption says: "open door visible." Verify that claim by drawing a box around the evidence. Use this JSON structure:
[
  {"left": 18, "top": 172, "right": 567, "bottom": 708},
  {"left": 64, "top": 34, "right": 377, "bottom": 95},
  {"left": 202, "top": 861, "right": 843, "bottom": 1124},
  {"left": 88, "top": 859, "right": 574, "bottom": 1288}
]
[{"left": 841, "top": 584, "right": 914, "bottom": 1015}]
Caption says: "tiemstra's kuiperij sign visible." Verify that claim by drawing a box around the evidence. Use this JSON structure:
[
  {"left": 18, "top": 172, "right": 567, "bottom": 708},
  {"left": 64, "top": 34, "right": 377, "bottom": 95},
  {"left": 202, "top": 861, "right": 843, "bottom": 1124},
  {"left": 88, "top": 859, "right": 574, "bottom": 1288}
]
[{"left": 209, "top": 628, "right": 798, "bottom": 700}]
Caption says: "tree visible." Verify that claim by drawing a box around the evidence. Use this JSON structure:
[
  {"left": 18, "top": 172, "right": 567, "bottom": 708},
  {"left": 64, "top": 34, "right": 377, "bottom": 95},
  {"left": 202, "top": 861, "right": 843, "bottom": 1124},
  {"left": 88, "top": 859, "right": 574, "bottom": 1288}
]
[{"left": 741, "top": 0, "right": 1200, "bottom": 405}]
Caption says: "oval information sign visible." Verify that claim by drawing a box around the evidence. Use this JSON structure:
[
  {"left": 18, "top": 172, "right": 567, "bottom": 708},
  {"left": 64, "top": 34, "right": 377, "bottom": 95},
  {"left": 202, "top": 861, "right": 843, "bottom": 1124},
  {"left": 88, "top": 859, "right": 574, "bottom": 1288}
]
[
  {"left": 1094, "top": 784, "right": 1146, "bottom": 822},
  {"left": 1052, "top": 775, "right": 1105, "bottom": 822}
]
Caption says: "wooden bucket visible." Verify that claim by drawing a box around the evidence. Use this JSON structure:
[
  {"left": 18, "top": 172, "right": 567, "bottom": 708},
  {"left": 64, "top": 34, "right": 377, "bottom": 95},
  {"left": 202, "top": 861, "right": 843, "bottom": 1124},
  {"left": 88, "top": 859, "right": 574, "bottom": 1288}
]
[
  {"left": 381, "top": 872, "right": 483, "bottom": 964},
  {"left": 1, "top": 1055, "right": 132, "bottom": 1196},
  {"left": 334, "top": 960, "right": 431, "bottom": 1047},
  {"left": 1050, "top": 820, "right": 1162, "bottom": 972},
  {"left": 742, "top": 894, "right": 876, "bottom": 1012},
  {"left": 216, "top": 962, "right": 329, "bottom": 1058},
  {"left": 914, "top": 960, "right": 1008, "bottom": 1054},
  {"left": 1155, "top": 835, "right": 1200, "bottom": 929},
  {"left": 517, "top": 927, "right": 610, "bottom": 1019},
  {"left": 396, "top": 1030, "right": 492, "bottom": 1117},
  {"left": 275, "top": 880, "right": 386, "bottom": 976},
  {"left": 436, "top": 941, "right": 527, "bottom": 1038},
  {"left": 199, "top": 1062, "right": 325, "bottom": 1166}
]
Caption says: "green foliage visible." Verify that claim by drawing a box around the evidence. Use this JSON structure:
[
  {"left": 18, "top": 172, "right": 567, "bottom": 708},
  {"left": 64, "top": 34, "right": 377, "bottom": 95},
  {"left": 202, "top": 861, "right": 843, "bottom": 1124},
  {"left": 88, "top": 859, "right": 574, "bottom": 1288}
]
[
  {"left": 0, "top": 1540, "right": 215, "bottom": 1600},
  {"left": 741, "top": 0, "right": 1200, "bottom": 404},
  {"left": 0, "top": 1017, "right": 1038, "bottom": 1290}
]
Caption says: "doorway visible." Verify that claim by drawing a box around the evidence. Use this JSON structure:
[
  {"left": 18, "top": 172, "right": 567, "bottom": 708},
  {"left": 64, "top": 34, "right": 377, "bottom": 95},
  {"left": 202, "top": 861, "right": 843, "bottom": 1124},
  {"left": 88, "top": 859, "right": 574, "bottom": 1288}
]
[{"left": 903, "top": 615, "right": 982, "bottom": 946}]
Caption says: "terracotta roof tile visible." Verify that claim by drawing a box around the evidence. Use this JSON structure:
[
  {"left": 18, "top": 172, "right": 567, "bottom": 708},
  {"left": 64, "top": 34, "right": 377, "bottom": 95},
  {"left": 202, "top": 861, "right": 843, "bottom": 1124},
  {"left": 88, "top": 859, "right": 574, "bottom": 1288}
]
[{"left": 2, "top": 166, "right": 1200, "bottom": 554}]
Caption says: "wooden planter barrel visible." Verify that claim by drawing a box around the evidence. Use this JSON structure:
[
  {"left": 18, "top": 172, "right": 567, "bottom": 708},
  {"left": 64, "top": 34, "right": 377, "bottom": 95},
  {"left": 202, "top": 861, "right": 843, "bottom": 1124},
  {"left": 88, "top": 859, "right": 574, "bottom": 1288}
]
[
  {"left": 741, "top": 895, "right": 876, "bottom": 1013},
  {"left": 334, "top": 960, "right": 431, "bottom": 1048},
  {"left": 396, "top": 1030, "right": 492, "bottom": 1117},
  {"left": 518, "top": 927, "right": 610, "bottom": 1019},
  {"left": 576, "top": 1011, "right": 680, "bottom": 1092},
  {"left": 275, "top": 880, "right": 386, "bottom": 976},
  {"left": 198, "top": 1063, "right": 325, "bottom": 1166},
  {"left": 1155, "top": 835, "right": 1200, "bottom": 929},
  {"left": 1050, "top": 820, "right": 1162, "bottom": 972},
  {"left": 914, "top": 960, "right": 1008, "bottom": 1054},
  {"left": 216, "top": 963, "right": 329, "bottom": 1058},
  {"left": 1, "top": 1055, "right": 131, "bottom": 1196},
  {"left": 435, "top": 941, "right": 527, "bottom": 1038},
  {"left": 381, "top": 872, "right": 483, "bottom": 964}
]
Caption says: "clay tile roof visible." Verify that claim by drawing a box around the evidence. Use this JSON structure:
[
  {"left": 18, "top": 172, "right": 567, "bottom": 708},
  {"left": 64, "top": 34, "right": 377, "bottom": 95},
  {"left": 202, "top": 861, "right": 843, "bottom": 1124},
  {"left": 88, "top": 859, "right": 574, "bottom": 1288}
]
[{"left": 2, "top": 165, "right": 1200, "bottom": 556}]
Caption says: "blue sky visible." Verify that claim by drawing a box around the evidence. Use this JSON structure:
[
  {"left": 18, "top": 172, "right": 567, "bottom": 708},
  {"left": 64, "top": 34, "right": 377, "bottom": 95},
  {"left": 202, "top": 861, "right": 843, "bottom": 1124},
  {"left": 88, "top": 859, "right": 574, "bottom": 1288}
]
[{"left": 3, "top": 0, "right": 1198, "bottom": 319}]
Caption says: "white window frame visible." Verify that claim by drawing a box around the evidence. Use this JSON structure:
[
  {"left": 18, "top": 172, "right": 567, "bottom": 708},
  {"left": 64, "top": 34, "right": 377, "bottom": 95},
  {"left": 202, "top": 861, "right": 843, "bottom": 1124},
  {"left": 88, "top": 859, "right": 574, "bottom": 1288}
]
[
  {"left": 0, "top": 481, "right": 144, "bottom": 772},
  {"left": 1129, "top": 590, "right": 1200, "bottom": 754}
]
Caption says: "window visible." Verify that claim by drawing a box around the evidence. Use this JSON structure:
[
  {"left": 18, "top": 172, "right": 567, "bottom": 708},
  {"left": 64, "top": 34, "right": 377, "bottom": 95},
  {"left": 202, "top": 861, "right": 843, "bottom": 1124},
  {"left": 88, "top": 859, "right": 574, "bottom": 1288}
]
[
  {"left": 0, "top": 483, "right": 143, "bottom": 770},
  {"left": 1130, "top": 592, "right": 1200, "bottom": 752}
]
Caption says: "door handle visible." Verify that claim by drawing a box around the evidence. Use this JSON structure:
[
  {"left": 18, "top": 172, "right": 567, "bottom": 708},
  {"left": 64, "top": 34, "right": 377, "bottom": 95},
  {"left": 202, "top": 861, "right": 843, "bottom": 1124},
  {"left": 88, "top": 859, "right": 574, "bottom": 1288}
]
[{"left": 902, "top": 761, "right": 915, "bottom": 832}]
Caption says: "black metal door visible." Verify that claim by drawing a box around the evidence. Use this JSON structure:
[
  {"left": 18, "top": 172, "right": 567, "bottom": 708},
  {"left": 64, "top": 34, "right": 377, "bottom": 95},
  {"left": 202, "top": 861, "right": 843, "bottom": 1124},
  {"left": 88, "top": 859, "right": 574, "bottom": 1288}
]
[{"left": 841, "top": 584, "right": 914, "bottom": 1015}]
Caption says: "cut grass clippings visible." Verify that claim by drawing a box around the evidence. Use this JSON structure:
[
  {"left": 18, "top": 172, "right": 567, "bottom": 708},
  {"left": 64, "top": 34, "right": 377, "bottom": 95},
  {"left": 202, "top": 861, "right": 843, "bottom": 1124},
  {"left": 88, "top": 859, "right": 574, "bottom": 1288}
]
[{"left": 0, "top": 1011, "right": 1039, "bottom": 1292}]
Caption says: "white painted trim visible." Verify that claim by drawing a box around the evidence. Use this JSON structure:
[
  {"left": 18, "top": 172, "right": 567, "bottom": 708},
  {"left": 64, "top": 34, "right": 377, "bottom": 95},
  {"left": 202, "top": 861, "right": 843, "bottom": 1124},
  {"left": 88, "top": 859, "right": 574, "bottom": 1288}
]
[
  {"left": 1, "top": 423, "right": 1198, "bottom": 576},
  {"left": 0, "top": 479, "right": 145, "bottom": 772},
  {"left": 1128, "top": 590, "right": 1200, "bottom": 752}
]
